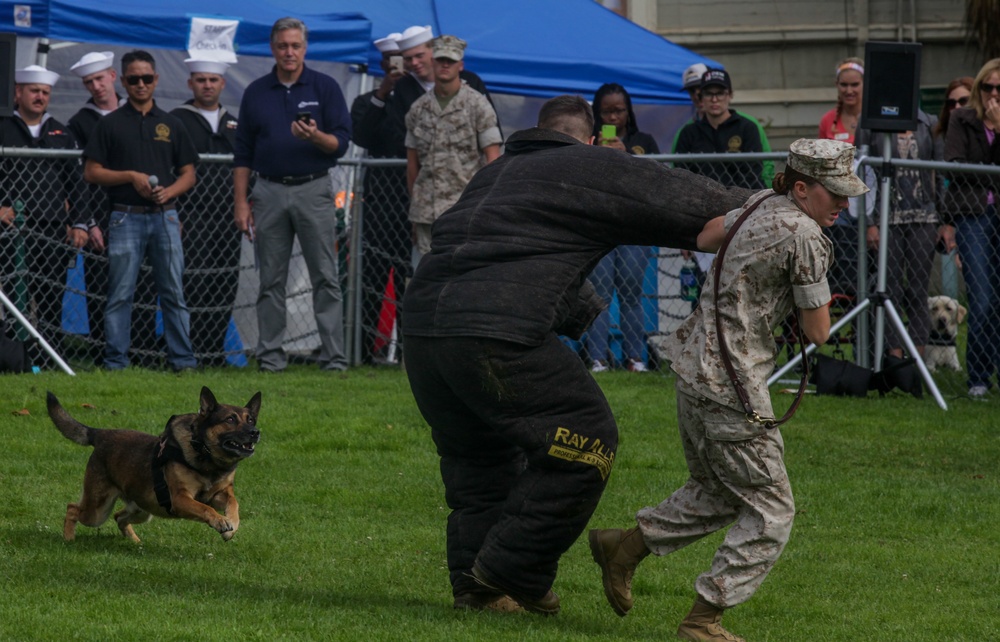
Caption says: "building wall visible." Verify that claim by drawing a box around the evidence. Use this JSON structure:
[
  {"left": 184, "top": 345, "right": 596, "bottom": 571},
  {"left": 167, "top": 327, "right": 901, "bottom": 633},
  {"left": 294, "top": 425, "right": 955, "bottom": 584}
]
[{"left": 621, "top": 0, "right": 980, "bottom": 148}]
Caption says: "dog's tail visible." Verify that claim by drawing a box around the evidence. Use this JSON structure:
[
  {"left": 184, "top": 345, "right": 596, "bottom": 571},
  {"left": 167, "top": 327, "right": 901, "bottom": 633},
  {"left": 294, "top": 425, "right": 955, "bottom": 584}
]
[{"left": 46, "top": 392, "right": 95, "bottom": 447}]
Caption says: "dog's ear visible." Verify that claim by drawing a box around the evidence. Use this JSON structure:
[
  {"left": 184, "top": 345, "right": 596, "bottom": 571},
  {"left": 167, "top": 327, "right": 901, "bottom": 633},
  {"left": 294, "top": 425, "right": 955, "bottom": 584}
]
[
  {"left": 200, "top": 387, "right": 218, "bottom": 416},
  {"left": 956, "top": 304, "right": 968, "bottom": 325},
  {"left": 246, "top": 392, "right": 262, "bottom": 422}
]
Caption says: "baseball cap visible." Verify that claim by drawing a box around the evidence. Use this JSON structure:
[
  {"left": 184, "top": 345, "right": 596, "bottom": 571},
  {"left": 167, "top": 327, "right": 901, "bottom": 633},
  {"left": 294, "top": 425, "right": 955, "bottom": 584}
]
[
  {"left": 787, "top": 138, "right": 870, "bottom": 197},
  {"left": 700, "top": 68, "right": 731, "bottom": 92},
  {"left": 682, "top": 63, "right": 708, "bottom": 90}
]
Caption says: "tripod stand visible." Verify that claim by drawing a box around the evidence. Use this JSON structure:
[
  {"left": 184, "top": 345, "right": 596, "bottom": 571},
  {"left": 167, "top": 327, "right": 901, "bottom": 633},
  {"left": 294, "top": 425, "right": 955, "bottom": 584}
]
[{"left": 768, "top": 132, "right": 947, "bottom": 410}]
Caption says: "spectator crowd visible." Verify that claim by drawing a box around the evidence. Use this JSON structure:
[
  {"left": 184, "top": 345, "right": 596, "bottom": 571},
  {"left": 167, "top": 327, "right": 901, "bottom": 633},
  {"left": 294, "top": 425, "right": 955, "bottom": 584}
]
[{"left": 2, "top": 19, "right": 998, "bottom": 401}]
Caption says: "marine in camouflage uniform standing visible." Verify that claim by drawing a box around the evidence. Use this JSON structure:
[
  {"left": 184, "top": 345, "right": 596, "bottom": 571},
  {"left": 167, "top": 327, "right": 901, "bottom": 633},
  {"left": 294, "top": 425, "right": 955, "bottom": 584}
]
[
  {"left": 405, "top": 35, "right": 502, "bottom": 267},
  {"left": 589, "top": 139, "right": 870, "bottom": 641}
]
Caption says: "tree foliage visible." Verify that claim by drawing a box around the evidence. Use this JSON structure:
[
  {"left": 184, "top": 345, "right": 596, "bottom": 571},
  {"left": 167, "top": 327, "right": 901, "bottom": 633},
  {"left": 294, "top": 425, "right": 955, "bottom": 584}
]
[{"left": 965, "top": 0, "right": 1000, "bottom": 60}]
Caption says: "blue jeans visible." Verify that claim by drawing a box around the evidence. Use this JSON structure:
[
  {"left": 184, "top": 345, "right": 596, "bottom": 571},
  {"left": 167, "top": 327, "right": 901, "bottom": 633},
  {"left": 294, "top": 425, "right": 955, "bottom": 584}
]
[
  {"left": 586, "top": 245, "right": 650, "bottom": 364},
  {"left": 954, "top": 207, "right": 1000, "bottom": 389},
  {"left": 105, "top": 208, "right": 195, "bottom": 370}
]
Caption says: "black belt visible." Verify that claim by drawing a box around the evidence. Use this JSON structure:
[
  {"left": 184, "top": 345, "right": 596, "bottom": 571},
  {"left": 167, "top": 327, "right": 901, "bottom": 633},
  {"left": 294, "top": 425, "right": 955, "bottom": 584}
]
[
  {"left": 258, "top": 171, "right": 328, "bottom": 186},
  {"left": 113, "top": 202, "right": 175, "bottom": 214}
]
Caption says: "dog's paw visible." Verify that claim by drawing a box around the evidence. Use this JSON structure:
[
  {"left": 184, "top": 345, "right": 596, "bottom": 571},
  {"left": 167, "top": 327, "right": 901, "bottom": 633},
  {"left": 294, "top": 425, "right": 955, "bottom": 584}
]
[
  {"left": 220, "top": 529, "right": 236, "bottom": 542},
  {"left": 212, "top": 516, "right": 235, "bottom": 536}
]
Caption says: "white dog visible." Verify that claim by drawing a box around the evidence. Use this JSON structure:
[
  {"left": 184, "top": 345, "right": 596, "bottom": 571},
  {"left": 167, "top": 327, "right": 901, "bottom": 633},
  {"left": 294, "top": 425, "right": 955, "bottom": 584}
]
[{"left": 924, "top": 295, "right": 967, "bottom": 372}]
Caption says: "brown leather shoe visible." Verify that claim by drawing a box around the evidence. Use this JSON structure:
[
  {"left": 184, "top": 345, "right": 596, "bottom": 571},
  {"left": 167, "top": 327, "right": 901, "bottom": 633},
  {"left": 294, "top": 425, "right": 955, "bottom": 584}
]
[
  {"left": 588, "top": 526, "right": 650, "bottom": 616},
  {"left": 470, "top": 564, "right": 560, "bottom": 615},
  {"left": 676, "top": 597, "right": 746, "bottom": 641},
  {"left": 453, "top": 591, "right": 525, "bottom": 613}
]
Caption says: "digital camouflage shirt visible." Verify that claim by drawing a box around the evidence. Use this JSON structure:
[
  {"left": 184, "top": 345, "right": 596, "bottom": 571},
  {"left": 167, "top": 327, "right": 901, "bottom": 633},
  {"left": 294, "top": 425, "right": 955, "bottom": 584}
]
[
  {"left": 405, "top": 82, "right": 502, "bottom": 225},
  {"left": 662, "top": 190, "right": 833, "bottom": 421}
]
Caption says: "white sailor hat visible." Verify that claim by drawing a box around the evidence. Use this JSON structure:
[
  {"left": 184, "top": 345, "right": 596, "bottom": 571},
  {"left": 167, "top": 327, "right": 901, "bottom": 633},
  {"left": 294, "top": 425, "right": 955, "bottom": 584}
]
[
  {"left": 396, "top": 25, "right": 433, "bottom": 51},
  {"left": 70, "top": 51, "right": 114, "bottom": 78},
  {"left": 374, "top": 32, "right": 402, "bottom": 54},
  {"left": 184, "top": 58, "right": 231, "bottom": 75},
  {"left": 15, "top": 65, "right": 59, "bottom": 86}
]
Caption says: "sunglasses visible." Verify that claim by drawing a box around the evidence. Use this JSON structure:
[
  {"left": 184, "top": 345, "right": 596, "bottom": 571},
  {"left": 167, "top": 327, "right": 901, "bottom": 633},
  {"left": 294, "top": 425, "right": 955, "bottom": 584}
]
[
  {"left": 981, "top": 82, "right": 1000, "bottom": 94},
  {"left": 125, "top": 74, "right": 155, "bottom": 86},
  {"left": 945, "top": 96, "right": 970, "bottom": 108}
]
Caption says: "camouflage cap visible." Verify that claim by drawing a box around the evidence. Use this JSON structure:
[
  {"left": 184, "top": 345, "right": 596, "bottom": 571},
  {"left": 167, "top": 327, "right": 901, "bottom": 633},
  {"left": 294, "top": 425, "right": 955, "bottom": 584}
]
[
  {"left": 787, "top": 138, "right": 870, "bottom": 197},
  {"left": 433, "top": 35, "right": 467, "bottom": 62}
]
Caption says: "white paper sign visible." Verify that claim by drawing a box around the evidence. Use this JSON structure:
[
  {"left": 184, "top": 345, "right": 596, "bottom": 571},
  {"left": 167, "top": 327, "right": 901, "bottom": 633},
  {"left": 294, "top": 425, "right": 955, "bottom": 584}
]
[
  {"left": 14, "top": 5, "right": 32, "bottom": 28},
  {"left": 187, "top": 17, "right": 240, "bottom": 63}
]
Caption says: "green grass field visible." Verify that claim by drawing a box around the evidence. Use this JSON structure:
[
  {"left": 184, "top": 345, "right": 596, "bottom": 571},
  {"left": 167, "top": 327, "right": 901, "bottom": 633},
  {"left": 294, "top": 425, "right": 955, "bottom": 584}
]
[{"left": 1, "top": 366, "right": 996, "bottom": 641}]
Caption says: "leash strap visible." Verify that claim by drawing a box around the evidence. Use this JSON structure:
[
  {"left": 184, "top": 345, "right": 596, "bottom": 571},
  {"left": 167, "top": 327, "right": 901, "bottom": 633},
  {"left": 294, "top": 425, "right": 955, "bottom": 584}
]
[{"left": 712, "top": 192, "right": 809, "bottom": 428}]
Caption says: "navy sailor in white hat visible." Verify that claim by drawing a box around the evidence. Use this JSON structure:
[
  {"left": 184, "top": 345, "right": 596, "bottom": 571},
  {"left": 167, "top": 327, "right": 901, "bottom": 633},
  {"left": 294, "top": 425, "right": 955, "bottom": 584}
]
[{"left": 1, "top": 64, "right": 88, "bottom": 364}]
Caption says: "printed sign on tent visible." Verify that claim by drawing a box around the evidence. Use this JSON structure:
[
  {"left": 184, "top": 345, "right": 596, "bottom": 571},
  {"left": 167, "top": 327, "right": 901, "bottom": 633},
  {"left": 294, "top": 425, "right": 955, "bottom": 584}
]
[{"left": 187, "top": 16, "right": 240, "bottom": 63}]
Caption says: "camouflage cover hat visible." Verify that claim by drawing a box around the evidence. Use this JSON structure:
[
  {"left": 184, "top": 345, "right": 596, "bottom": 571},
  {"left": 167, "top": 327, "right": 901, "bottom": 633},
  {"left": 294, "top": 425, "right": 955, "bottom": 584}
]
[
  {"left": 432, "top": 35, "right": 466, "bottom": 62},
  {"left": 787, "top": 138, "right": 869, "bottom": 197}
]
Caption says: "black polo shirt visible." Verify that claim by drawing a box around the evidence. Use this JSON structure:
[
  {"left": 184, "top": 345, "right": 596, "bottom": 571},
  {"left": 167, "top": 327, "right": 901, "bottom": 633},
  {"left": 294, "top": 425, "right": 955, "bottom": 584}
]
[{"left": 83, "top": 100, "right": 199, "bottom": 206}]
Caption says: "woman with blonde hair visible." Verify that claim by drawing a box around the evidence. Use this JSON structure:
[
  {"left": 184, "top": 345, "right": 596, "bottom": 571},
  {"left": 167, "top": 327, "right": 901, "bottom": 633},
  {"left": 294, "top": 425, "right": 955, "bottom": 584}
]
[
  {"left": 941, "top": 58, "right": 1000, "bottom": 398},
  {"left": 817, "top": 57, "right": 866, "bottom": 297},
  {"left": 819, "top": 57, "right": 864, "bottom": 143}
]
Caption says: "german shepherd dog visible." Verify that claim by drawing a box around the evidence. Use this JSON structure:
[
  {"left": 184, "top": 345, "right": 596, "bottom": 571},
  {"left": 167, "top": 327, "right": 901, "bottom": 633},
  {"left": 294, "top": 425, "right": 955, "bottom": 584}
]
[{"left": 47, "top": 387, "right": 261, "bottom": 543}]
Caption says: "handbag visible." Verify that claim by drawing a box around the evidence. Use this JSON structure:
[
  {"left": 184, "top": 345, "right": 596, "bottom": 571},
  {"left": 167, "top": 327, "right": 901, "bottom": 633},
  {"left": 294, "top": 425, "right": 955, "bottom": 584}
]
[
  {"left": 810, "top": 350, "right": 872, "bottom": 397},
  {"left": 811, "top": 350, "right": 922, "bottom": 399}
]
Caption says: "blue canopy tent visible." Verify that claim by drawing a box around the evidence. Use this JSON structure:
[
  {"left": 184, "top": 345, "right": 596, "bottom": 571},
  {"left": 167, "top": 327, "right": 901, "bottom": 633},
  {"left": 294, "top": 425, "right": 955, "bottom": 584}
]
[
  {"left": 301, "top": 0, "right": 718, "bottom": 105},
  {"left": 1, "top": 0, "right": 714, "bottom": 364},
  {"left": 0, "top": 0, "right": 372, "bottom": 62},
  {"left": 3, "top": 0, "right": 717, "bottom": 104}
]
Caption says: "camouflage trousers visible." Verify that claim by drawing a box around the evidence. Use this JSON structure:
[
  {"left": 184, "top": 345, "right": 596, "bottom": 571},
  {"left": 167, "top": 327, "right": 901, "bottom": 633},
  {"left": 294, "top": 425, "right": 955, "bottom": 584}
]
[{"left": 635, "top": 379, "right": 794, "bottom": 608}]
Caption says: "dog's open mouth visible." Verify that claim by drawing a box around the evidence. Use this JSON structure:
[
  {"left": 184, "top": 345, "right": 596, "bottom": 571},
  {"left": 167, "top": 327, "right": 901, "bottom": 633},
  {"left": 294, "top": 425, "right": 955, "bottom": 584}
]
[{"left": 222, "top": 438, "right": 257, "bottom": 457}]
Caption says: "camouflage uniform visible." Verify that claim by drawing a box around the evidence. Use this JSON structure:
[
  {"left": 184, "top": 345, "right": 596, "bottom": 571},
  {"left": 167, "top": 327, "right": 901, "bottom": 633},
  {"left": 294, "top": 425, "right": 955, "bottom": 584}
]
[
  {"left": 642, "top": 189, "right": 833, "bottom": 608},
  {"left": 405, "top": 82, "right": 502, "bottom": 254}
]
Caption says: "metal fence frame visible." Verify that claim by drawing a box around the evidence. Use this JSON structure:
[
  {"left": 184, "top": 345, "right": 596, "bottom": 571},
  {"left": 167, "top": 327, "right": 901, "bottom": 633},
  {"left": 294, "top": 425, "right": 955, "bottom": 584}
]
[{"left": 3, "top": 146, "right": 997, "bottom": 400}]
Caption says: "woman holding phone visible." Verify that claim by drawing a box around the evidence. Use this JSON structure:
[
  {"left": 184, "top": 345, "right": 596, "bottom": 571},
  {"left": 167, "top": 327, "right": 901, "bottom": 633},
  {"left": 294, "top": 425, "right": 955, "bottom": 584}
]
[{"left": 585, "top": 83, "right": 660, "bottom": 372}]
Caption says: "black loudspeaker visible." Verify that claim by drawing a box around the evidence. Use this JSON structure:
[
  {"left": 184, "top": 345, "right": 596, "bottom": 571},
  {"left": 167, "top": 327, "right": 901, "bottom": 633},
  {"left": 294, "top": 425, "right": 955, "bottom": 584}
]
[
  {"left": 860, "top": 41, "right": 922, "bottom": 132},
  {"left": 0, "top": 32, "right": 14, "bottom": 118}
]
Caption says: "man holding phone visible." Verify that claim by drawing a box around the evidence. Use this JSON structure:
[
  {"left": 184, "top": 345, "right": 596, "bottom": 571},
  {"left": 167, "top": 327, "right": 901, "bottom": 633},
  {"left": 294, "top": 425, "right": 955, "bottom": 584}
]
[{"left": 233, "top": 17, "right": 352, "bottom": 373}]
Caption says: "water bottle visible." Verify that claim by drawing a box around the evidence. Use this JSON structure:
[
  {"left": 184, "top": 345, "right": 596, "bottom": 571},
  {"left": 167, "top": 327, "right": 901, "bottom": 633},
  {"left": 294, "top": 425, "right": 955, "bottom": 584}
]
[{"left": 680, "top": 259, "right": 699, "bottom": 303}]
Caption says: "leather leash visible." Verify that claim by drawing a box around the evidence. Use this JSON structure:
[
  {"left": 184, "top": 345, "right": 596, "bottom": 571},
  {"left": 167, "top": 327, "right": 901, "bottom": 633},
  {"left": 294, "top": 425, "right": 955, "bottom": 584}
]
[{"left": 712, "top": 192, "right": 809, "bottom": 428}]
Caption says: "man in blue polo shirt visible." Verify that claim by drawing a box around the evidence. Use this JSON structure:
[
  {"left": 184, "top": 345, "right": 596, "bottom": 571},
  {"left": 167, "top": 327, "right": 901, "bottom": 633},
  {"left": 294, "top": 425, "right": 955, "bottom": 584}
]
[
  {"left": 83, "top": 50, "right": 199, "bottom": 372},
  {"left": 233, "top": 17, "right": 352, "bottom": 373}
]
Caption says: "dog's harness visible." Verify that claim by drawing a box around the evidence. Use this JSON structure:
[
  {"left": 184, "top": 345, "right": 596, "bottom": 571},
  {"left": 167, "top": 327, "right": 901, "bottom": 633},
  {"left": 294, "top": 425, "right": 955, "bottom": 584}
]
[
  {"left": 927, "top": 330, "right": 956, "bottom": 347},
  {"left": 152, "top": 437, "right": 186, "bottom": 515}
]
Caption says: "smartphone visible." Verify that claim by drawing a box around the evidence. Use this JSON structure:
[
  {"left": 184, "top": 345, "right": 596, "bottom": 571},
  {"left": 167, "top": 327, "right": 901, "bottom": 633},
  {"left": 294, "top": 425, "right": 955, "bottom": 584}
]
[
  {"left": 389, "top": 55, "right": 404, "bottom": 73},
  {"left": 296, "top": 111, "right": 312, "bottom": 124},
  {"left": 601, "top": 124, "right": 616, "bottom": 142}
]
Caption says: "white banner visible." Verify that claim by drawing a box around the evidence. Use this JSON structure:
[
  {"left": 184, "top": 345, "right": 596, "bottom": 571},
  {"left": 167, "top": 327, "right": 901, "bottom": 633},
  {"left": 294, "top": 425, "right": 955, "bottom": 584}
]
[{"left": 187, "top": 16, "right": 240, "bottom": 63}]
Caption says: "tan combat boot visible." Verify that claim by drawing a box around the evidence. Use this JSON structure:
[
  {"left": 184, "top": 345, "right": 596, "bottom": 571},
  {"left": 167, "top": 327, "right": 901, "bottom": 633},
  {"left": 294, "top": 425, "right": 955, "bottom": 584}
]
[
  {"left": 453, "top": 590, "right": 525, "bottom": 613},
  {"left": 676, "top": 597, "right": 746, "bottom": 641},
  {"left": 588, "top": 526, "right": 650, "bottom": 616}
]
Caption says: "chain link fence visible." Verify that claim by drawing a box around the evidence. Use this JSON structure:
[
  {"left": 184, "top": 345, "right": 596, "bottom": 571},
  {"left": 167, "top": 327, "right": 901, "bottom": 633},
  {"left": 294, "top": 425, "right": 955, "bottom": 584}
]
[{"left": 3, "top": 147, "right": 998, "bottom": 400}]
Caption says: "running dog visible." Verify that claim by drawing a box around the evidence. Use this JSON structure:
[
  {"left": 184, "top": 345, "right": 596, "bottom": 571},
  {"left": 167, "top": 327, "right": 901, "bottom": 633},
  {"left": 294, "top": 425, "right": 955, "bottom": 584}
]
[{"left": 47, "top": 387, "right": 261, "bottom": 543}]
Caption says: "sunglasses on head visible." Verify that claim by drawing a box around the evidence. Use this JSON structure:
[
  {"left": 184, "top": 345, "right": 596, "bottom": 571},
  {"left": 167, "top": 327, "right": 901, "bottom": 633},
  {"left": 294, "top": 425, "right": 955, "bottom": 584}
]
[
  {"left": 945, "top": 96, "right": 970, "bottom": 108},
  {"left": 125, "top": 74, "right": 155, "bottom": 86},
  {"left": 981, "top": 82, "right": 1000, "bottom": 94}
]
